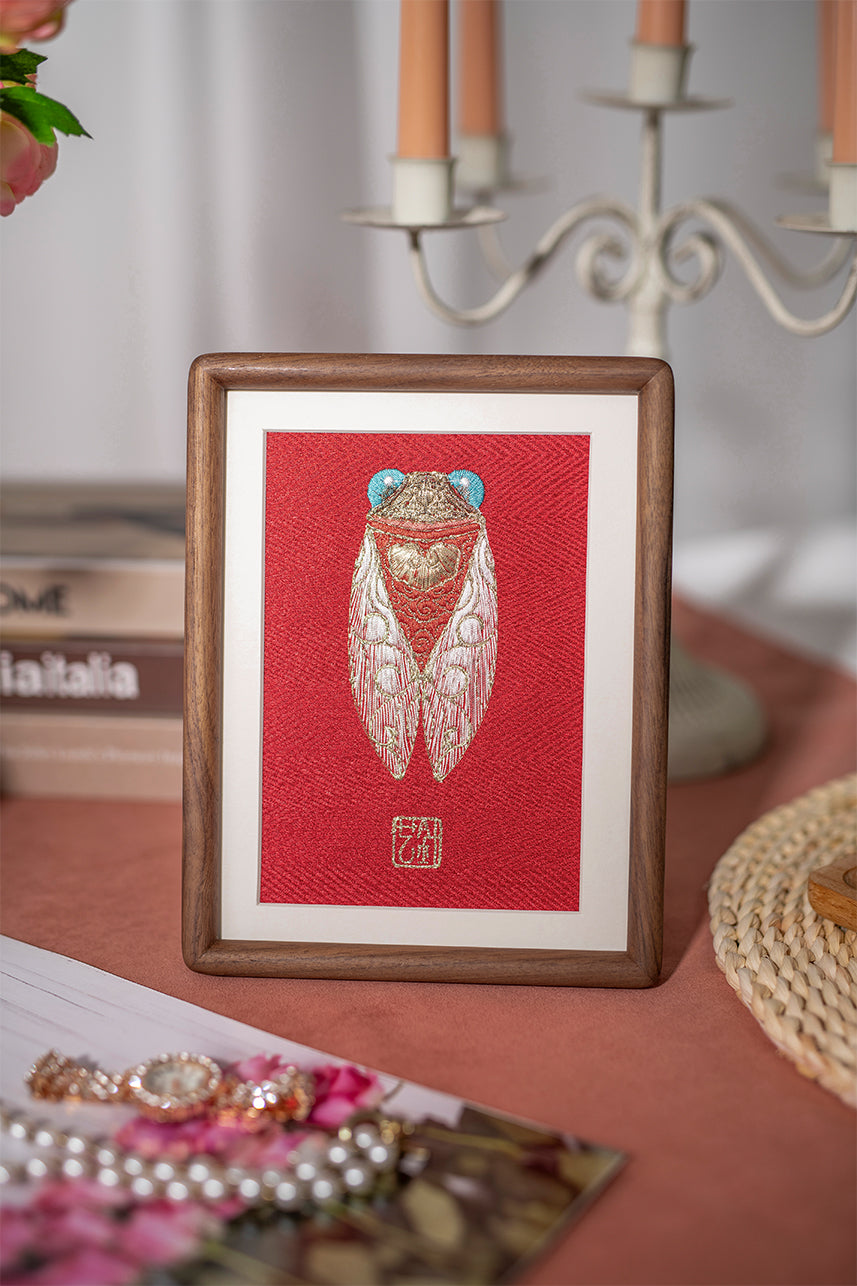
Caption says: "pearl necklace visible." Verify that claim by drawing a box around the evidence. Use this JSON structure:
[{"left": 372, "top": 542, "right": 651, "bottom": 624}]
[{"left": 0, "top": 1099, "right": 412, "bottom": 1210}]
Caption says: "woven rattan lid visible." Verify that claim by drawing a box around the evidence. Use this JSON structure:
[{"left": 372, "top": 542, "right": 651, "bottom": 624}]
[{"left": 709, "top": 774, "right": 857, "bottom": 1107}]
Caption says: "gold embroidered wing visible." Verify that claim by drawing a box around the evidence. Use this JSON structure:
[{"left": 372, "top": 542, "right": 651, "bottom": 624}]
[
  {"left": 348, "top": 527, "right": 421, "bottom": 780},
  {"left": 421, "top": 527, "right": 498, "bottom": 782}
]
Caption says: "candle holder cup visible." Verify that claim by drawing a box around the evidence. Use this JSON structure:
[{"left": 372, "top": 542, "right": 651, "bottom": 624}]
[
  {"left": 456, "top": 132, "right": 511, "bottom": 191},
  {"left": 391, "top": 155, "right": 457, "bottom": 225},
  {"left": 829, "top": 163, "right": 857, "bottom": 232},
  {"left": 628, "top": 40, "right": 693, "bottom": 105}
]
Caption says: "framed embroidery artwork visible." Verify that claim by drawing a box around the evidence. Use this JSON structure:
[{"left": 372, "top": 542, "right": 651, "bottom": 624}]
[{"left": 183, "top": 354, "right": 673, "bottom": 986}]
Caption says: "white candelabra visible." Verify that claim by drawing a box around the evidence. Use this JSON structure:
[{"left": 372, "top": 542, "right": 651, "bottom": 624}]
[{"left": 345, "top": 43, "right": 857, "bottom": 781}]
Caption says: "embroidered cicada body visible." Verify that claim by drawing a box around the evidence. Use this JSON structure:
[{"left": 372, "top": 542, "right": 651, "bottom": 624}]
[{"left": 348, "top": 469, "right": 497, "bottom": 782}]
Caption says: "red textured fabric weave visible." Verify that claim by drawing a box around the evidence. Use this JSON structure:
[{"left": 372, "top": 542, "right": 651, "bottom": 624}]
[{"left": 259, "top": 431, "right": 590, "bottom": 911}]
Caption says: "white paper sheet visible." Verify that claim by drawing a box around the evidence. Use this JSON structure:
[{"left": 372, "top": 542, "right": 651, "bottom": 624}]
[{"left": 0, "top": 935, "right": 460, "bottom": 1147}]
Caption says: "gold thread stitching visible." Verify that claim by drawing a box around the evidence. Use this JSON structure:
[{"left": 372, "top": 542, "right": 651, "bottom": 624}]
[
  {"left": 391, "top": 816, "right": 443, "bottom": 868},
  {"left": 349, "top": 475, "right": 497, "bottom": 782},
  {"left": 388, "top": 541, "right": 461, "bottom": 590}
]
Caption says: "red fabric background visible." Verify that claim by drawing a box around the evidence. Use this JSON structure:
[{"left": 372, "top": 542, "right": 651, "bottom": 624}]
[{"left": 259, "top": 432, "right": 590, "bottom": 912}]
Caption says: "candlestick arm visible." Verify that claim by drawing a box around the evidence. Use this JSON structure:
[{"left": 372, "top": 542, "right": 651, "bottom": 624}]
[
  {"left": 651, "top": 217, "right": 722, "bottom": 305},
  {"left": 475, "top": 221, "right": 515, "bottom": 280},
  {"left": 576, "top": 224, "right": 648, "bottom": 302},
  {"left": 407, "top": 197, "right": 641, "bottom": 326},
  {"left": 702, "top": 198, "right": 854, "bottom": 287},
  {"left": 656, "top": 199, "right": 857, "bottom": 336}
]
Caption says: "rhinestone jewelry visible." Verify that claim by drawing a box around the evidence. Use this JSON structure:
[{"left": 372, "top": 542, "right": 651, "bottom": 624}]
[{"left": 26, "top": 1050, "right": 314, "bottom": 1125}]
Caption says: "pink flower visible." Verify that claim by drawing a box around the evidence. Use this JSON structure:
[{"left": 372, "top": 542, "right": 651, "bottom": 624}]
[
  {"left": 0, "top": 1185, "right": 139, "bottom": 1285},
  {"left": 114, "top": 1108, "right": 314, "bottom": 1174},
  {"left": 32, "top": 1180, "right": 129, "bottom": 1215},
  {"left": 0, "top": 0, "right": 73, "bottom": 51},
  {"left": 0, "top": 1207, "right": 35, "bottom": 1272},
  {"left": 114, "top": 1114, "right": 250, "bottom": 1161},
  {"left": 224, "top": 1125, "right": 310, "bottom": 1170},
  {"left": 1, "top": 1181, "right": 219, "bottom": 1285},
  {"left": 308, "top": 1063, "right": 384, "bottom": 1128},
  {"left": 228, "top": 1053, "right": 291, "bottom": 1084},
  {"left": 224, "top": 1056, "right": 383, "bottom": 1128},
  {"left": 118, "top": 1201, "right": 215, "bottom": 1269},
  {"left": 0, "top": 111, "right": 58, "bottom": 215},
  {"left": 36, "top": 1204, "right": 117, "bottom": 1258}
]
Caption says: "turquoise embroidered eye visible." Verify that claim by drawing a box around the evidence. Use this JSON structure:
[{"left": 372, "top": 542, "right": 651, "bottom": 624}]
[
  {"left": 367, "top": 469, "right": 405, "bottom": 508},
  {"left": 448, "top": 470, "right": 484, "bottom": 509}
]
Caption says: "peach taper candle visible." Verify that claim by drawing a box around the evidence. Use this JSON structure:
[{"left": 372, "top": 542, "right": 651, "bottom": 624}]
[
  {"left": 817, "top": 0, "right": 836, "bottom": 180},
  {"left": 629, "top": 0, "right": 691, "bottom": 103},
  {"left": 832, "top": 0, "right": 856, "bottom": 163},
  {"left": 459, "top": 0, "right": 502, "bottom": 135},
  {"left": 829, "top": 0, "right": 857, "bottom": 227},
  {"left": 393, "top": 0, "right": 454, "bottom": 223},
  {"left": 457, "top": 0, "right": 507, "bottom": 189},
  {"left": 635, "top": 0, "right": 686, "bottom": 46}
]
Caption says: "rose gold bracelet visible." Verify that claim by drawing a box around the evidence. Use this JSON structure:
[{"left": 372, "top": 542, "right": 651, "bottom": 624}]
[{"left": 27, "top": 1049, "right": 314, "bottom": 1125}]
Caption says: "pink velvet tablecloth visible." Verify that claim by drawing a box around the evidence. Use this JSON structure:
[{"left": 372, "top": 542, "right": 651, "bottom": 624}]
[{"left": 2, "top": 599, "right": 855, "bottom": 1286}]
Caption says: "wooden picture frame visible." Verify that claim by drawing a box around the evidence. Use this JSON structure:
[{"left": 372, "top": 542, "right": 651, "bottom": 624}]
[{"left": 183, "top": 354, "right": 673, "bottom": 986}]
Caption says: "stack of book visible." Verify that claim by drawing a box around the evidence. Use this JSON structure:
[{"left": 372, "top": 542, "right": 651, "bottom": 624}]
[{"left": 1, "top": 483, "right": 185, "bottom": 800}]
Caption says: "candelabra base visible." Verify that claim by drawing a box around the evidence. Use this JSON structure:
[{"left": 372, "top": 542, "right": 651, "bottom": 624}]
[{"left": 668, "top": 637, "right": 767, "bottom": 781}]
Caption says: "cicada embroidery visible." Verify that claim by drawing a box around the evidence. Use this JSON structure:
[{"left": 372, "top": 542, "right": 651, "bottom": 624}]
[{"left": 348, "top": 469, "right": 497, "bottom": 782}]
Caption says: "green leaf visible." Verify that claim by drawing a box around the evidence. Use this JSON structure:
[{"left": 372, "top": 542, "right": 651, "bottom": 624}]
[
  {"left": 0, "top": 86, "right": 90, "bottom": 144},
  {"left": 0, "top": 49, "right": 47, "bottom": 85}
]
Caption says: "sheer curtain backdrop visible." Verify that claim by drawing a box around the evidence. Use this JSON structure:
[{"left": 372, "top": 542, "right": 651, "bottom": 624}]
[{"left": 1, "top": 0, "right": 854, "bottom": 665}]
